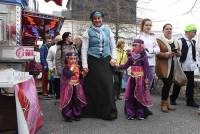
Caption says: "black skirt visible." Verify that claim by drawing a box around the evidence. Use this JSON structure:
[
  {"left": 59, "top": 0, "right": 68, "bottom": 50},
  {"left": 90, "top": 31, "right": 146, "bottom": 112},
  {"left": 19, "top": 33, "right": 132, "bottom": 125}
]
[{"left": 83, "top": 55, "right": 117, "bottom": 120}]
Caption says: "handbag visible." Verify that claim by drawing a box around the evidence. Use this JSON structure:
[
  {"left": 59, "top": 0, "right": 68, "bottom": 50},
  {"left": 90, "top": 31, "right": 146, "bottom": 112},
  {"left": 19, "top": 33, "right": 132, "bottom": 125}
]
[{"left": 173, "top": 58, "right": 187, "bottom": 86}]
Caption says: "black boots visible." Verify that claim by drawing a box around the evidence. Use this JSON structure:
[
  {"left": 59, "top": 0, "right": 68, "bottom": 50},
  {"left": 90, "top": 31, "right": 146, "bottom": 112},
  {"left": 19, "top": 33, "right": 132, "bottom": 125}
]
[{"left": 187, "top": 101, "right": 199, "bottom": 107}]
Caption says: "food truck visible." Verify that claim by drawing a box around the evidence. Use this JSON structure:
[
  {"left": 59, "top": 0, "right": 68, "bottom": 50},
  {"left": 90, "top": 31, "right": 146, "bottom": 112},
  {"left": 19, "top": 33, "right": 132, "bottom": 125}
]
[
  {"left": 0, "top": 1, "right": 64, "bottom": 71},
  {"left": 0, "top": 0, "right": 64, "bottom": 133},
  {"left": 0, "top": 0, "right": 64, "bottom": 91}
]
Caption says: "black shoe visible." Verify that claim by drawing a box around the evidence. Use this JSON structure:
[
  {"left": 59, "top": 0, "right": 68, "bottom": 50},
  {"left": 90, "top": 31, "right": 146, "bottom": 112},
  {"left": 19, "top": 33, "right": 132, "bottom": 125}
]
[
  {"left": 148, "top": 110, "right": 153, "bottom": 115},
  {"left": 102, "top": 113, "right": 117, "bottom": 120},
  {"left": 144, "top": 107, "right": 153, "bottom": 117},
  {"left": 74, "top": 117, "right": 80, "bottom": 121},
  {"left": 170, "top": 96, "right": 177, "bottom": 105},
  {"left": 55, "top": 95, "right": 60, "bottom": 99},
  {"left": 187, "top": 101, "right": 199, "bottom": 107},
  {"left": 170, "top": 99, "right": 177, "bottom": 105},
  {"left": 64, "top": 117, "right": 72, "bottom": 122}
]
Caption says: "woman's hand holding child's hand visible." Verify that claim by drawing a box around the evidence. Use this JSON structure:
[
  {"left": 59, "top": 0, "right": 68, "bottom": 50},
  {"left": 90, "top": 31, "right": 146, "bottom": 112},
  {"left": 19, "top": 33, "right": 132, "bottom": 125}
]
[
  {"left": 110, "top": 59, "right": 117, "bottom": 66},
  {"left": 82, "top": 68, "right": 89, "bottom": 77},
  {"left": 115, "top": 63, "right": 119, "bottom": 67}
]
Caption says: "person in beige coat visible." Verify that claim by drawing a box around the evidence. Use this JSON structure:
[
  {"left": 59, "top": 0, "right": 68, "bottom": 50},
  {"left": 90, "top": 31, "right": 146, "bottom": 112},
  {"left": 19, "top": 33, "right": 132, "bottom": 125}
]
[{"left": 156, "top": 23, "right": 181, "bottom": 113}]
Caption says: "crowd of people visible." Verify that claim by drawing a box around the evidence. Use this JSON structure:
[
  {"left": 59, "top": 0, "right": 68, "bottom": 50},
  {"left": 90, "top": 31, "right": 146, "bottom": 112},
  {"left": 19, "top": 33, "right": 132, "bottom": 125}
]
[{"left": 38, "top": 10, "right": 200, "bottom": 122}]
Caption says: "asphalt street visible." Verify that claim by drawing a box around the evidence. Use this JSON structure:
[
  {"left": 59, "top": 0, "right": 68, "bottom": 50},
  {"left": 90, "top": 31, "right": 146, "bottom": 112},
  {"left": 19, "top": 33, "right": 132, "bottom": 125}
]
[{"left": 37, "top": 95, "right": 200, "bottom": 134}]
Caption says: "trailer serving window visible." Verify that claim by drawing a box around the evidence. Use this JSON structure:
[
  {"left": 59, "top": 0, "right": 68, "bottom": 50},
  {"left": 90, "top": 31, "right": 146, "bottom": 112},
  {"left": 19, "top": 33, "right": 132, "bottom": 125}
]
[
  {"left": 0, "top": 19, "right": 3, "bottom": 41},
  {"left": 0, "top": 13, "right": 7, "bottom": 44},
  {"left": 0, "top": 3, "right": 21, "bottom": 46}
]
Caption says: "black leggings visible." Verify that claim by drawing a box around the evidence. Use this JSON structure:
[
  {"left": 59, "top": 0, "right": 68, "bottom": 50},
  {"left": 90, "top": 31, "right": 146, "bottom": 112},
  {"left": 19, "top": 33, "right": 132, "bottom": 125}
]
[
  {"left": 114, "top": 71, "right": 122, "bottom": 98},
  {"left": 52, "top": 78, "right": 60, "bottom": 99},
  {"left": 161, "top": 63, "right": 174, "bottom": 100}
]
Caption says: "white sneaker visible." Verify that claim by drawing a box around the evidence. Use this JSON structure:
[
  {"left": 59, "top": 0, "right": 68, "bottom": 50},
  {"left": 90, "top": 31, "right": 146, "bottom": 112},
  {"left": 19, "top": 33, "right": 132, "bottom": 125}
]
[
  {"left": 127, "top": 116, "right": 134, "bottom": 120},
  {"left": 138, "top": 117, "right": 144, "bottom": 120}
]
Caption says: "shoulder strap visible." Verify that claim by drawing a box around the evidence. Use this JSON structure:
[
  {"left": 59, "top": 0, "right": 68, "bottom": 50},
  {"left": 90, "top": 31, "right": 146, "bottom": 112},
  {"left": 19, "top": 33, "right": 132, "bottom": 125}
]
[{"left": 156, "top": 38, "right": 166, "bottom": 46}]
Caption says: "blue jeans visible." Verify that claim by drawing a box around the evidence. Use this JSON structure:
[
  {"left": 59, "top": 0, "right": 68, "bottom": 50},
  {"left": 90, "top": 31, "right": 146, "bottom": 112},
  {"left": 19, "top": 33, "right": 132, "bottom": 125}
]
[{"left": 149, "top": 66, "right": 156, "bottom": 91}]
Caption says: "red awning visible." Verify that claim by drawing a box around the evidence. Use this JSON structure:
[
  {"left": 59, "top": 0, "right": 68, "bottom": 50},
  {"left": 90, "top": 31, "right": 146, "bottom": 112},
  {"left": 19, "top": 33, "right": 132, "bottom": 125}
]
[{"left": 21, "top": 11, "right": 64, "bottom": 46}]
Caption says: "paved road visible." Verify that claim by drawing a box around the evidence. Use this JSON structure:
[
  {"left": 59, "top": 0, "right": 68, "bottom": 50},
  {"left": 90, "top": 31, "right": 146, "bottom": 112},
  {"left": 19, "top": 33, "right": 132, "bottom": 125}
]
[{"left": 37, "top": 95, "right": 200, "bottom": 134}]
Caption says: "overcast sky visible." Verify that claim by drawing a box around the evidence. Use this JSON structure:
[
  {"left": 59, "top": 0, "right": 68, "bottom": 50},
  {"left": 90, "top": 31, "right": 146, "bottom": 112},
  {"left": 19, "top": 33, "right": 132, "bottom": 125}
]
[
  {"left": 137, "top": 0, "right": 200, "bottom": 33},
  {"left": 38, "top": 0, "right": 200, "bottom": 33}
]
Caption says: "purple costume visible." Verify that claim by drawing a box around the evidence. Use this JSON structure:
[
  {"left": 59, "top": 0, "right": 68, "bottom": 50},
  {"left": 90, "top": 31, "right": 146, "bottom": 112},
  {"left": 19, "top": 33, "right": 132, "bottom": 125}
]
[
  {"left": 119, "top": 51, "right": 152, "bottom": 119},
  {"left": 60, "top": 65, "right": 87, "bottom": 121}
]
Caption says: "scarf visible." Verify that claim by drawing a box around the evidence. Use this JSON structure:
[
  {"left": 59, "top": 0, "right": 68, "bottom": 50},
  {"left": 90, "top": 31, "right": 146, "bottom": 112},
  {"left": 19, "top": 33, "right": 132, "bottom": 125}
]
[{"left": 161, "top": 34, "right": 174, "bottom": 44}]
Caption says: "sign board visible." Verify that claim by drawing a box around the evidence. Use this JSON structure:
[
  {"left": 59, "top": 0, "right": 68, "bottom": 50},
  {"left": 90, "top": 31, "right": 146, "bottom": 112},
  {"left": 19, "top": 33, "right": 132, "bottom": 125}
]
[{"left": 0, "top": 46, "right": 34, "bottom": 61}]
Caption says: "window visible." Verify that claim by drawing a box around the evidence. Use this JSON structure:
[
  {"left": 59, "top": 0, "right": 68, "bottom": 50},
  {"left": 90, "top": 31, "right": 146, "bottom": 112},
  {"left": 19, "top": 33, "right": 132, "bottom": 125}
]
[
  {"left": 0, "top": 4, "right": 18, "bottom": 46},
  {"left": 0, "top": 19, "right": 3, "bottom": 41}
]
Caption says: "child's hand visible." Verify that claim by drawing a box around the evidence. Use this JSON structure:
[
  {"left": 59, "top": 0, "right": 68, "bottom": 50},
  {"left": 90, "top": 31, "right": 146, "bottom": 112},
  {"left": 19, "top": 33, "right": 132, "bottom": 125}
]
[
  {"left": 82, "top": 68, "right": 89, "bottom": 77},
  {"left": 145, "top": 79, "right": 150, "bottom": 89},
  {"left": 70, "top": 65, "right": 75, "bottom": 71},
  {"left": 73, "top": 65, "right": 79, "bottom": 74},
  {"left": 145, "top": 84, "right": 150, "bottom": 89},
  {"left": 70, "top": 64, "right": 77, "bottom": 71},
  {"left": 145, "top": 79, "right": 149, "bottom": 84}
]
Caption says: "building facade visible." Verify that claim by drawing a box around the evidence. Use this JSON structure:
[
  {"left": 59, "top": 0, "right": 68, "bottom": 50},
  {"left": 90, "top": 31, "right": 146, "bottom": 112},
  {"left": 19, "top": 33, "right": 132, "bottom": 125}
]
[{"left": 63, "top": 0, "right": 137, "bottom": 24}]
